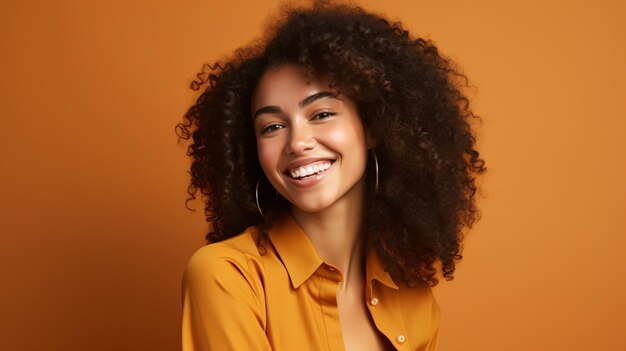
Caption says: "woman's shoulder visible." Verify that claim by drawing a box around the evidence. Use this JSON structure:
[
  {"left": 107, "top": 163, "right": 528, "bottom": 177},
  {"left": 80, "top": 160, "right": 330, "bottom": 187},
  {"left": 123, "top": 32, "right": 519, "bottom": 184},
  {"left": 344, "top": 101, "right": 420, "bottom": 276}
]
[{"left": 184, "top": 226, "right": 266, "bottom": 279}]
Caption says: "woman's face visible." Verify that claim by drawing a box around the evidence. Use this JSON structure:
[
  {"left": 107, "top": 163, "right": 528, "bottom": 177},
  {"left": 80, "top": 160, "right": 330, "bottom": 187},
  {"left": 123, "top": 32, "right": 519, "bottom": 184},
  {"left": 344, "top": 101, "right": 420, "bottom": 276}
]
[{"left": 251, "top": 64, "right": 369, "bottom": 213}]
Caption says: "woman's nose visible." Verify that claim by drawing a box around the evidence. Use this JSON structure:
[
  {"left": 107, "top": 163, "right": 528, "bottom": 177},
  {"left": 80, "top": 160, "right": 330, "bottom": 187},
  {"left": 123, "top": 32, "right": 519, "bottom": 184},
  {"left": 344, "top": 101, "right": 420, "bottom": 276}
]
[{"left": 286, "top": 123, "right": 316, "bottom": 155}]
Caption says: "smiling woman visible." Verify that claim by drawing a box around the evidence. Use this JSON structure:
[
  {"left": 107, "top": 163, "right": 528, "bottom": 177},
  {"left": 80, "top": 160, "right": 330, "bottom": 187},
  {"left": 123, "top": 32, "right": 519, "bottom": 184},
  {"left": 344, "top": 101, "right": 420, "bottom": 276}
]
[{"left": 175, "top": 1, "right": 485, "bottom": 350}]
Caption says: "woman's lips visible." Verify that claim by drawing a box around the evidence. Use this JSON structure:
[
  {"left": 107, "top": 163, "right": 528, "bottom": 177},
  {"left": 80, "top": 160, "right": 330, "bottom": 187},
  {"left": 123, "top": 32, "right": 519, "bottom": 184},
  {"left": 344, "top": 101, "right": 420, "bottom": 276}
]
[
  {"left": 287, "top": 160, "right": 334, "bottom": 179},
  {"left": 284, "top": 161, "right": 334, "bottom": 188}
]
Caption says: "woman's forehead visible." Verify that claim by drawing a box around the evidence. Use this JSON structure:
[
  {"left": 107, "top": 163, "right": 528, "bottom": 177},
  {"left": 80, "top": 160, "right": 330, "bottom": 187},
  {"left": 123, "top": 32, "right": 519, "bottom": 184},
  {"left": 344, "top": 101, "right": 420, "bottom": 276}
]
[{"left": 251, "top": 64, "right": 334, "bottom": 110}]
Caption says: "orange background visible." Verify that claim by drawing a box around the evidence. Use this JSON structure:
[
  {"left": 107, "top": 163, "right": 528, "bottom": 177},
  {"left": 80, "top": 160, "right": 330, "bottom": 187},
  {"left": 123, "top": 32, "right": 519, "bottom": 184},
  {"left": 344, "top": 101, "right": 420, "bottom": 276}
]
[{"left": 1, "top": 0, "right": 625, "bottom": 350}]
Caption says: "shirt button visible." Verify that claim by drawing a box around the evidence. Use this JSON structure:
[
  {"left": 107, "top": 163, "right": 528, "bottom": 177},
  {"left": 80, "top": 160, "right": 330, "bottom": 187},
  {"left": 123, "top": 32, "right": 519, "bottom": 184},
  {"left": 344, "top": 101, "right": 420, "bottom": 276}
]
[
  {"left": 327, "top": 267, "right": 335, "bottom": 272},
  {"left": 396, "top": 335, "right": 406, "bottom": 344},
  {"left": 370, "top": 297, "right": 379, "bottom": 306}
]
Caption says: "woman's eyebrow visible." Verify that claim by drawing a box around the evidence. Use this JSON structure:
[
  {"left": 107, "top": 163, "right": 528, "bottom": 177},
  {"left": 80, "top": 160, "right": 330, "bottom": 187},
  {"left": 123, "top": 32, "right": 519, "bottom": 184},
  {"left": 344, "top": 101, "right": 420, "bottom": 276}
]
[
  {"left": 253, "top": 91, "right": 338, "bottom": 120},
  {"left": 253, "top": 106, "right": 282, "bottom": 120},
  {"left": 299, "top": 91, "right": 337, "bottom": 108}
]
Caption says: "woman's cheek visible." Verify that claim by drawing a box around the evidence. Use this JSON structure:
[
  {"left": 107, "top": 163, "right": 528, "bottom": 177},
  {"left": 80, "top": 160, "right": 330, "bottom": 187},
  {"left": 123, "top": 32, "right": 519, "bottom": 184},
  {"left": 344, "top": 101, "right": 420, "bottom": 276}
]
[
  {"left": 324, "top": 123, "right": 366, "bottom": 151},
  {"left": 257, "top": 139, "right": 283, "bottom": 173}
]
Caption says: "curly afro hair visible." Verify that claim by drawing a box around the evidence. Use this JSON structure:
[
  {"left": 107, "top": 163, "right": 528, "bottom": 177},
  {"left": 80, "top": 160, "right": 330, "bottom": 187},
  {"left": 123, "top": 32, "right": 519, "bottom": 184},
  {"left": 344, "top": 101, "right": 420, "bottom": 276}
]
[{"left": 175, "top": 1, "right": 486, "bottom": 287}]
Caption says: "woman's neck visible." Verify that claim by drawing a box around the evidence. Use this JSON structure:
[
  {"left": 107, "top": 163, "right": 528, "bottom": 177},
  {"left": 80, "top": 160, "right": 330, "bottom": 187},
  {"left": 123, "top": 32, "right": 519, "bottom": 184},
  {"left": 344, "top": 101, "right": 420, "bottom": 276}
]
[{"left": 289, "top": 178, "right": 366, "bottom": 293}]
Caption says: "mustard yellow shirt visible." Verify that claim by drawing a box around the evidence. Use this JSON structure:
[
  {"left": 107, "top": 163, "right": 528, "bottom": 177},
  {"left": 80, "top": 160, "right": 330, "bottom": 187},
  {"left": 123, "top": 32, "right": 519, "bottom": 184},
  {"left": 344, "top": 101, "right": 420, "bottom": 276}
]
[{"left": 182, "top": 211, "right": 440, "bottom": 350}]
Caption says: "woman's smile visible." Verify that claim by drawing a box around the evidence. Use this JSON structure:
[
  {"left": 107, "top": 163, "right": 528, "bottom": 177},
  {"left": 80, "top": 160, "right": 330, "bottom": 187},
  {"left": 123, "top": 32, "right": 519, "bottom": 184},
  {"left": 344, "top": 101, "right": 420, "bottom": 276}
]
[
  {"left": 285, "top": 159, "right": 334, "bottom": 179},
  {"left": 284, "top": 159, "right": 335, "bottom": 187}
]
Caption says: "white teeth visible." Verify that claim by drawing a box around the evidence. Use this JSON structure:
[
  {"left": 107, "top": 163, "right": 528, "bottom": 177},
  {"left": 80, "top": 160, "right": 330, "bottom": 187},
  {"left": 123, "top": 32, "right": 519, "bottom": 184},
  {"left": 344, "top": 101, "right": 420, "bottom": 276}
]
[{"left": 289, "top": 161, "right": 333, "bottom": 179}]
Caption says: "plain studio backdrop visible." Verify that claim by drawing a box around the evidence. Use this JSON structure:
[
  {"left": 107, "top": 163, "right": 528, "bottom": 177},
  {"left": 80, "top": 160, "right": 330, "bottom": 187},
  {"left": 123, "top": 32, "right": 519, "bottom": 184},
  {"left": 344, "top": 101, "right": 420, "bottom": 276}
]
[{"left": 1, "top": 0, "right": 624, "bottom": 350}]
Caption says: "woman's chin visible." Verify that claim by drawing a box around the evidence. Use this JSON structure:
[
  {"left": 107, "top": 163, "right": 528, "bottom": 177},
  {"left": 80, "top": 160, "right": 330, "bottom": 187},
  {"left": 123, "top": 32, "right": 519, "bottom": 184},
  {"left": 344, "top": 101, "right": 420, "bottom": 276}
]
[{"left": 288, "top": 197, "right": 334, "bottom": 214}]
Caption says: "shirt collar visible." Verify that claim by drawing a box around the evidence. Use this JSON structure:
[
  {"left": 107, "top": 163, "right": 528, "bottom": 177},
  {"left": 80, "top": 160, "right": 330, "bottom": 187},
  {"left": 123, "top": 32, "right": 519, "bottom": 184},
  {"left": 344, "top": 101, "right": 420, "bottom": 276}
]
[
  {"left": 365, "top": 236, "right": 399, "bottom": 290},
  {"left": 267, "top": 211, "right": 399, "bottom": 290}
]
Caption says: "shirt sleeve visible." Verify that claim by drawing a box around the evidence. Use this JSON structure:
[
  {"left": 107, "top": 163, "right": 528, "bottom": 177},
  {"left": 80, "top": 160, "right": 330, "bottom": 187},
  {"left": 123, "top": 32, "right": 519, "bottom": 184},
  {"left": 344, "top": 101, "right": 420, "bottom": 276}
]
[
  {"left": 425, "top": 328, "right": 438, "bottom": 351},
  {"left": 425, "top": 290, "right": 441, "bottom": 351},
  {"left": 181, "top": 245, "right": 271, "bottom": 351}
]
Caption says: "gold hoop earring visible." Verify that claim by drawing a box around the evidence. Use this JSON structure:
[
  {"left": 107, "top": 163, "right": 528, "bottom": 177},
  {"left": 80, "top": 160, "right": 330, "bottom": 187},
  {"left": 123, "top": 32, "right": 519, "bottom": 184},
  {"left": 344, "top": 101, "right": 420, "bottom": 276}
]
[{"left": 255, "top": 177, "right": 265, "bottom": 218}]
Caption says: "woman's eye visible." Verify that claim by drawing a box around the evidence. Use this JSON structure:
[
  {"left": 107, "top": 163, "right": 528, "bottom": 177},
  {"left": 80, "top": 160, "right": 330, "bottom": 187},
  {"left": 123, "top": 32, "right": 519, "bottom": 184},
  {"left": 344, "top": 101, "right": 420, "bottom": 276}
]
[
  {"left": 261, "top": 124, "right": 284, "bottom": 134},
  {"left": 312, "top": 111, "right": 335, "bottom": 120}
]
